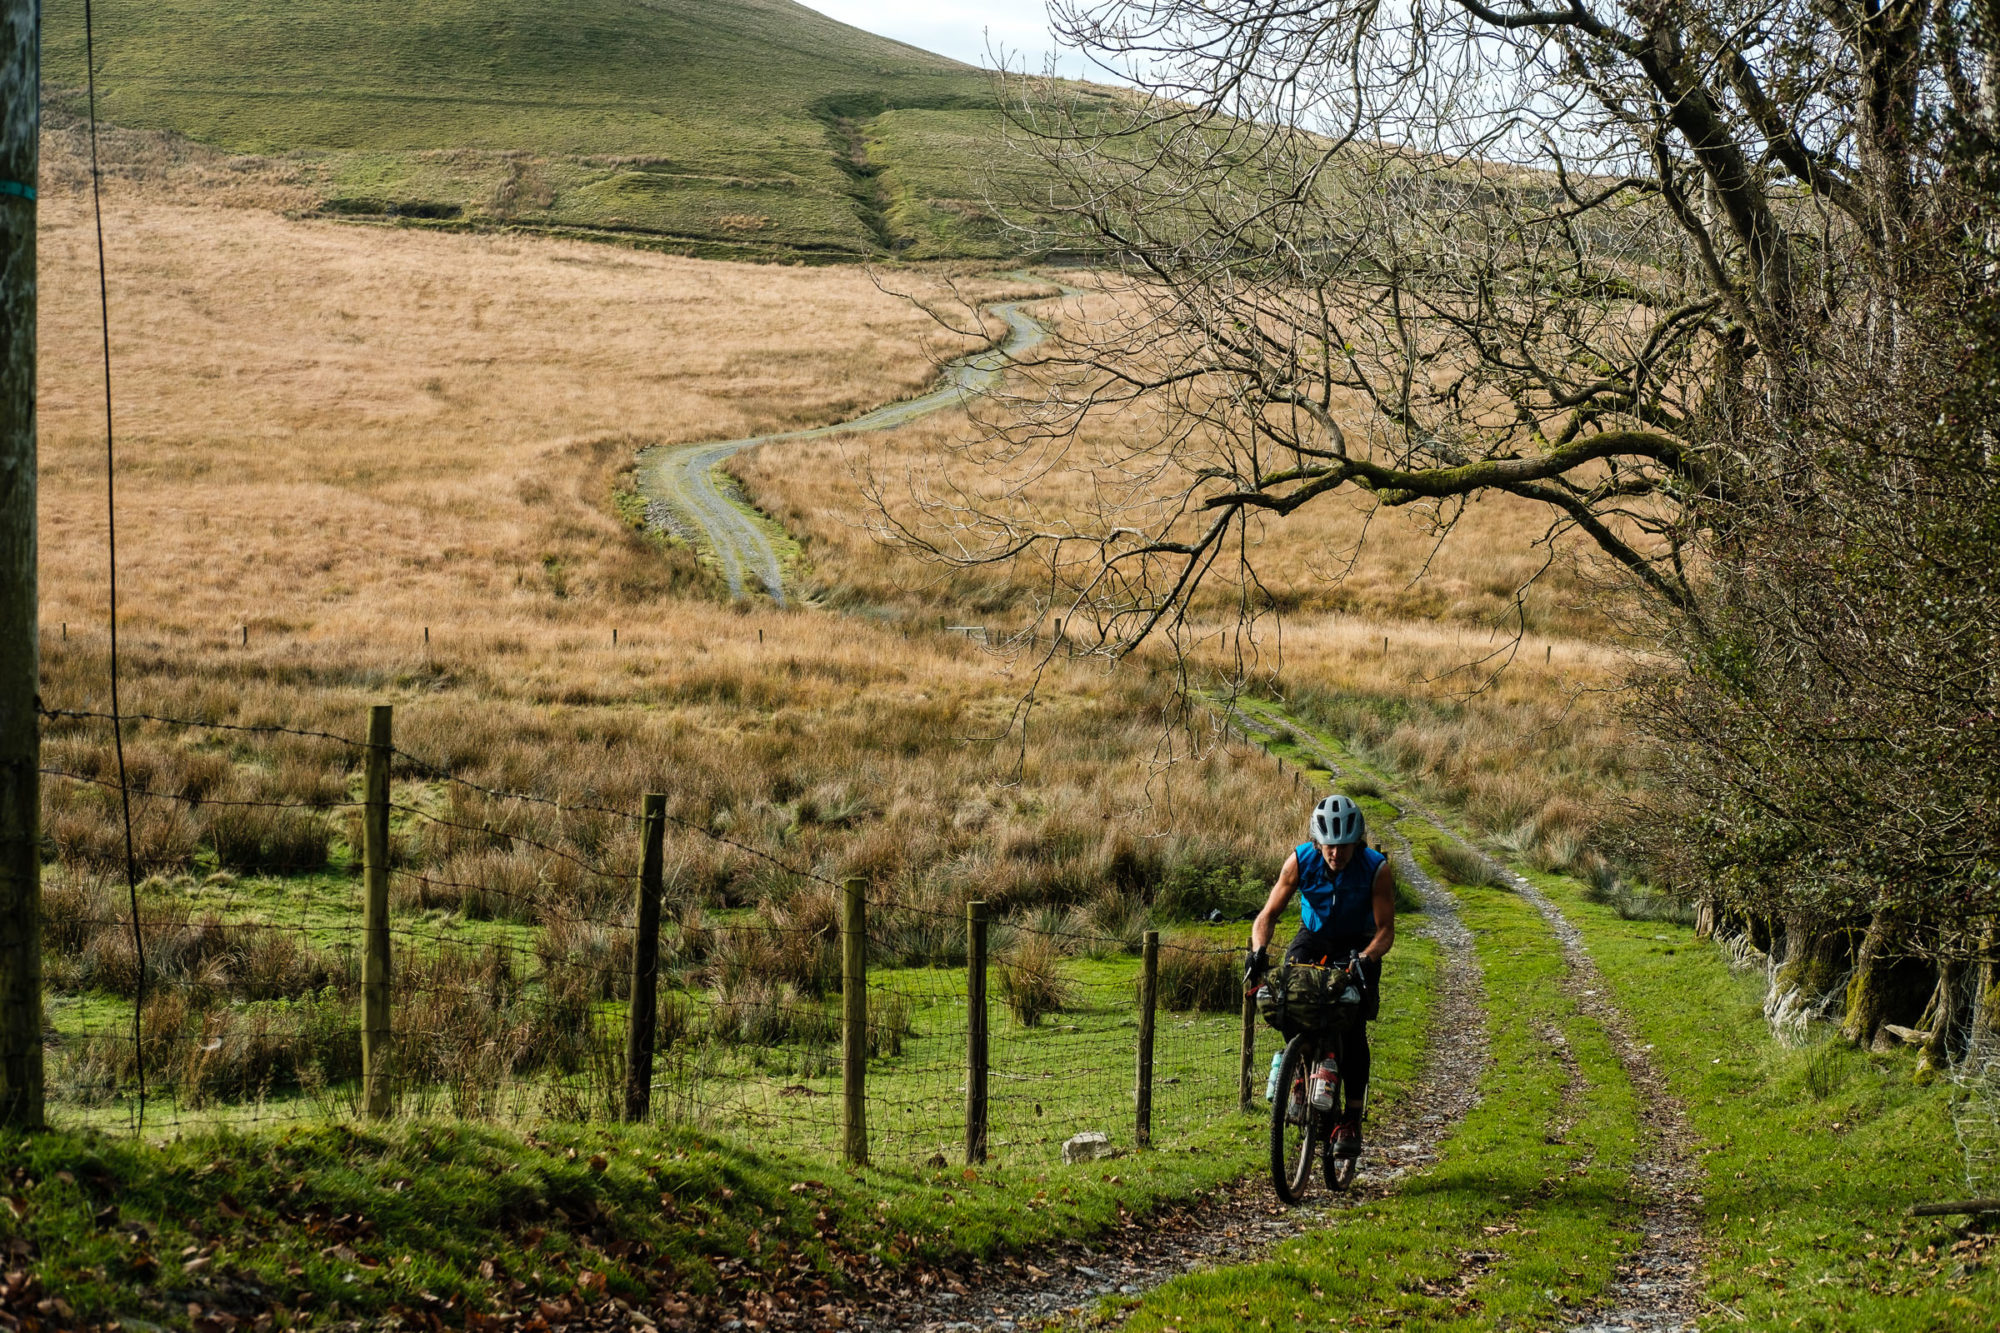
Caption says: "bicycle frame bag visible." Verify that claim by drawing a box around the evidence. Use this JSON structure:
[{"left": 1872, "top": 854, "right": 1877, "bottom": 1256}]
[{"left": 1256, "top": 962, "right": 1364, "bottom": 1038}]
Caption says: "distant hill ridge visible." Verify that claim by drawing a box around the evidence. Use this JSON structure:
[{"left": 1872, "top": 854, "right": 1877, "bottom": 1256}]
[{"left": 42, "top": 0, "right": 1062, "bottom": 259}]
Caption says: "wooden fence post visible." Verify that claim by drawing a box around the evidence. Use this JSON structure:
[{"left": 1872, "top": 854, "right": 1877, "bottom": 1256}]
[
  {"left": 1239, "top": 985, "right": 1258, "bottom": 1112},
  {"left": 842, "top": 875, "right": 869, "bottom": 1166},
  {"left": 966, "top": 900, "right": 988, "bottom": 1165},
  {"left": 361, "top": 704, "right": 393, "bottom": 1119},
  {"left": 1136, "top": 929, "right": 1159, "bottom": 1149},
  {"left": 623, "top": 792, "right": 667, "bottom": 1122}
]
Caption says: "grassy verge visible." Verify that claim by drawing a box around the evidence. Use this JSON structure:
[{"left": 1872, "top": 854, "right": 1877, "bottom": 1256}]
[
  {"left": 7, "top": 921, "right": 1439, "bottom": 1328},
  {"left": 1524, "top": 869, "right": 2000, "bottom": 1331},
  {"left": 1109, "top": 860, "right": 1642, "bottom": 1332}
]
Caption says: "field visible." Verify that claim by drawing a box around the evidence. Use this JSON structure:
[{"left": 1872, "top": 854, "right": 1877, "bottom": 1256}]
[
  {"left": 31, "top": 158, "right": 1321, "bottom": 1132},
  {"left": 38, "top": 0, "right": 1069, "bottom": 258}
]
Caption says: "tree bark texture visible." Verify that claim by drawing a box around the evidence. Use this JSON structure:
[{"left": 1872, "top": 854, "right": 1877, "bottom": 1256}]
[
  {"left": 1842, "top": 911, "right": 1900, "bottom": 1049},
  {"left": 1776, "top": 916, "right": 1847, "bottom": 1001}
]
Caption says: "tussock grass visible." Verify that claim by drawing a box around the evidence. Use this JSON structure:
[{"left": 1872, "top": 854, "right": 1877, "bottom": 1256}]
[
  {"left": 997, "top": 932, "right": 1076, "bottom": 1026},
  {"left": 1428, "top": 836, "right": 1509, "bottom": 889},
  {"left": 1155, "top": 937, "right": 1242, "bottom": 1012}
]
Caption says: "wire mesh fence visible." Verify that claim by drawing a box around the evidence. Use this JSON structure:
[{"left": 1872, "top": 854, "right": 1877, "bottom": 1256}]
[
  {"left": 1951, "top": 972, "right": 2000, "bottom": 1201},
  {"left": 37, "top": 704, "right": 1270, "bottom": 1164}
]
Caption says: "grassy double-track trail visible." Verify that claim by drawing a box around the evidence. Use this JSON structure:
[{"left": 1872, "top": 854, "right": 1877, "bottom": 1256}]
[{"left": 1118, "top": 700, "right": 1999, "bottom": 1333}]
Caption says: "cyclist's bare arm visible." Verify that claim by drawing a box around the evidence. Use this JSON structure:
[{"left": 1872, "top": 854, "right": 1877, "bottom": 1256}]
[
  {"left": 1360, "top": 859, "right": 1396, "bottom": 962},
  {"left": 1250, "top": 852, "right": 1301, "bottom": 954}
]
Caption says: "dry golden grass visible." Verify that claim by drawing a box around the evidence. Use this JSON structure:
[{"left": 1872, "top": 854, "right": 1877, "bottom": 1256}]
[
  {"left": 38, "top": 189, "right": 1032, "bottom": 642},
  {"left": 1228, "top": 614, "right": 1633, "bottom": 870},
  {"left": 35, "top": 175, "right": 1306, "bottom": 935},
  {"left": 738, "top": 409, "right": 1606, "bottom": 636},
  {"left": 730, "top": 280, "right": 1641, "bottom": 871},
  {"left": 36, "top": 157, "right": 1631, "bottom": 956}
]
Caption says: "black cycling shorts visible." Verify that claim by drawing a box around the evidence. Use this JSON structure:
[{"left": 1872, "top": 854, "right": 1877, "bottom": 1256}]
[{"left": 1284, "top": 928, "right": 1382, "bottom": 1022}]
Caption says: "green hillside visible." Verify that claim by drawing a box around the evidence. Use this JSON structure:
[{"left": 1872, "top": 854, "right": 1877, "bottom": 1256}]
[{"left": 42, "top": 0, "right": 1065, "bottom": 258}]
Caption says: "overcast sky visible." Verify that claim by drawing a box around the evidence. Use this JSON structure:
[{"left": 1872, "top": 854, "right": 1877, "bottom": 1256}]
[{"left": 797, "top": 0, "right": 1099, "bottom": 78}]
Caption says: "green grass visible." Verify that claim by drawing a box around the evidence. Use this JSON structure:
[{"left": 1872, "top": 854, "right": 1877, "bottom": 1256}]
[
  {"left": 12, "top": 906, "right": 1440, "bottom": 1326},
  {"left": 1115, "top": 858, "right": 1643, "bottom": 1332},
  {"left": 1216, "top": 693, "right": 2000, "bottom": 1331},
  {"left": 1523, "top": 869, "right": 2000, "bottom": 1331},
  {"left": 41, "top": 0, "right": 1088, "bottom": 258}
]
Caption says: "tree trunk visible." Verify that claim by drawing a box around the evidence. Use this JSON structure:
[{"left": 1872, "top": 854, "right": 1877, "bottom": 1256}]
[
  {"left": 1976, "top": 924, "right": 1999, "bottom": 1053},
  {"left": 1842, "top": 911, "right": 1900, "bottom": 1048},
  {"left": 1694, "top": 896, "right": 1717, "bottom": 940},
  {"left": 1775, "top": 915, "right": 1846, "bottom": 998},
  {"left": 1916, "top": 961, "right": 1957, "bottom": 1085}
]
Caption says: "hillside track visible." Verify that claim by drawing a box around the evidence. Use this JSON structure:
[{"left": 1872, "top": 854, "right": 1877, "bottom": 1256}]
[
  {"left": 1228, "top": 704, "right": 1708, "bottom": 1333},
  {"left": 830, "top": 852, "right": 1484, "bottom": 1333},
  {"left": 634, "top": 299, "right": 1053, "bottom": 604}
]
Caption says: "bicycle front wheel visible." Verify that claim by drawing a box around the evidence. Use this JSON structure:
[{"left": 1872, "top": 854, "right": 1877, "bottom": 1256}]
[{"left": 1269, "top": 1032, "right": 1319, "bottom": 1205}]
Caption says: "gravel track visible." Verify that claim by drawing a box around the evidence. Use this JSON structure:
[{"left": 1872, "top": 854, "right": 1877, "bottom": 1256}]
[
  {"left": 1229, "top": 707, "right": 1709, "bottom": 1333},
  {"left": 839, "top": 843, "right": 1485, "bottom": 1333},
  {"left": 632, "top": 300, "right": 1052, "bottom": 605}
]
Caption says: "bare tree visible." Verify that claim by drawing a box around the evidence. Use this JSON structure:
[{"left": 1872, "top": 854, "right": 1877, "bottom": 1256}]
[{"left": 875, "top": 0, "right": 1986, "bottom": 655}]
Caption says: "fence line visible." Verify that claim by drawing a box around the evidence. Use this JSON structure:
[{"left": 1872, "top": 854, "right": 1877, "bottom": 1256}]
[{"left": 34, "top": 699, "right": 1268, "bottom": 1162}]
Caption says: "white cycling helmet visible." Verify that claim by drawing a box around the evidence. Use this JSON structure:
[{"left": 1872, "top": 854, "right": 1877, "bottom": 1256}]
[{"left": 1310, "top": 793, "right": 1366, "bottom": 846}]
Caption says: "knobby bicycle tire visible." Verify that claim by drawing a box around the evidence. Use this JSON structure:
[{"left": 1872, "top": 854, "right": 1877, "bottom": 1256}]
[{"left": 1270, "top": 1032, "right": 1320, "bottom": 1204}]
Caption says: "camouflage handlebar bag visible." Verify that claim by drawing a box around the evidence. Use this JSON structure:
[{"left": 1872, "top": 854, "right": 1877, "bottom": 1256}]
[{"left": 1255, "top": 961, "right": 1365, "bottom": 1038}]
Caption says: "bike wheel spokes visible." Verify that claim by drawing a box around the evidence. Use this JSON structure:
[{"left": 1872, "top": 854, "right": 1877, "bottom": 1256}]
[{"left": 1288, "top": 1103, "right": 1318, "bottom": 1197}]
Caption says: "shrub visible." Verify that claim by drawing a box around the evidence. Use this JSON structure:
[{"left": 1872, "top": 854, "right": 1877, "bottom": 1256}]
[
  {"left": 997, "top": 932, "right": 1075, "bottom": 1026},
  {"left": 1579, "top": 858, "right": 1697, "bottom": 925},
  {"left": 397, "top": 847, "right": 545, "bottom": 921},
  {"left": 1068, "top": 887, "right": 1153, "bottom": 958},
  {"left": 41, "top": 867, "right": 117, "bottom": 958},
  {"left": 1802, "top": 1040, "right": 1848, "bottom": 1101},
  {"left": 868, "top": 990, "right": 913, "bottom": 1057},
  {"left": 1154, "top": 858, "right": 1266, "bottom": 923},
  {"left": 538, "top": 915, "right": 632, "bottom": 1002}
]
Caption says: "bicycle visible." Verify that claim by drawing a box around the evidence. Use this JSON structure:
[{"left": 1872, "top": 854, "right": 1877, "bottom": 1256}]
[{"left": 1253, "top": 953, "right": 1366, "bottom": 1204}]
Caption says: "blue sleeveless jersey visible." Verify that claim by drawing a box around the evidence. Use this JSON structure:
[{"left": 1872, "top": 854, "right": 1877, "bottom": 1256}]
[{"left": 1295, "top": 842, "right": 1383, "bottom": 942}]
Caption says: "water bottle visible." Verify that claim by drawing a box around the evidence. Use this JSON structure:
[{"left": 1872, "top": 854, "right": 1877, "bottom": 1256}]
[
  {"left": 1265, "top": 1051, "right": 1284, "bottom": 1102},
  {"left": 1309, "top": 1056, "right": 1339, "bottom": 1111}
]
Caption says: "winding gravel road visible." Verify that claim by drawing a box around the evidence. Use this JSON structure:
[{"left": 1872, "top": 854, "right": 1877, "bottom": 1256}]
[{"left": 634, "top": 298, "right": 1054, "bottom": 604}]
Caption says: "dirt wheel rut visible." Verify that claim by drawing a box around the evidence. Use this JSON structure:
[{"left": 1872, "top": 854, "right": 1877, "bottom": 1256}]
[
  {"left": 822, "top": 809, "right": 1485, "bottom": 1332},
  {"left": 1233, "top": 707, "right": 1708, "bottom": 1333}
]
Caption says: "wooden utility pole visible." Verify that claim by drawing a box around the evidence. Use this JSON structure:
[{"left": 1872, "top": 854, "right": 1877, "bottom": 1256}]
[
  {"left": 623, "top": 792, "right": 667, "bottom": 1122},
  {"left": 841, "top": 876, "right": 868, "bottom": 1166},
  {"left": 361, "top": 705, "right": 393, "bottom": 1118},
  {"left": 1135, "top": 930, "right": 1159, "bottom": 1149},
  {"left": 0, "top": 0, "right": 38, "bottom": 1130},
  {"left": 965, "top": 900, "right": 988, "bottom": 1165}
]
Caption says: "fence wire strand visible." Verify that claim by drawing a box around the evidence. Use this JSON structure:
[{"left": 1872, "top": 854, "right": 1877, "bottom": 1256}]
[{"left": 36, "top": 702, "right": 1262, "bottom": 1160}]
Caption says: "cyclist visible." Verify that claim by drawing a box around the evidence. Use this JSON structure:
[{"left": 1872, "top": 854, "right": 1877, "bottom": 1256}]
[{"left": 1243, "top": 792, "right": 1396, "bottom": 1160}]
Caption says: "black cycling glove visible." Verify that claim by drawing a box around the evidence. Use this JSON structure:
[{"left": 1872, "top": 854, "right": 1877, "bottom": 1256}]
[{"left": 1243, "top": 946, "right": 1270, "bottom": 989}]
